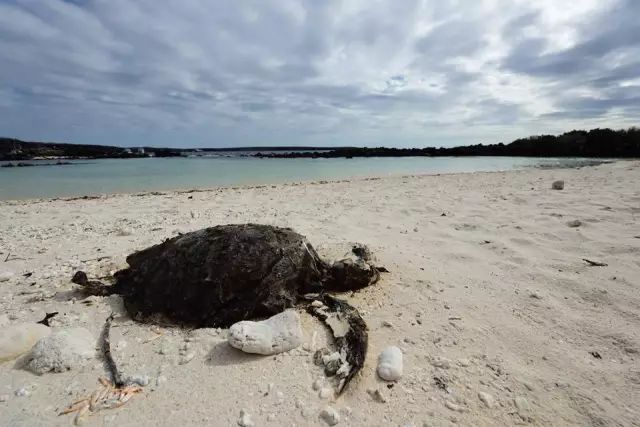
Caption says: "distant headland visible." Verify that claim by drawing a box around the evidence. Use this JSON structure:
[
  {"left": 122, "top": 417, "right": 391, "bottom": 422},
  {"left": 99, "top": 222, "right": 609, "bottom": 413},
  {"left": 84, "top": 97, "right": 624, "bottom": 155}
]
[{"left": 1, "top": 127, "right": 638, "bottom": 161}]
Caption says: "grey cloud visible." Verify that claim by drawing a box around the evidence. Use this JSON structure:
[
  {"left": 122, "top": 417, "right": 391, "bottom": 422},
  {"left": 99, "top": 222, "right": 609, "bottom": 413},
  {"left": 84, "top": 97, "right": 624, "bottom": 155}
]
[{"left": 0, "top": 0, "right": 638, "bottom": 147}]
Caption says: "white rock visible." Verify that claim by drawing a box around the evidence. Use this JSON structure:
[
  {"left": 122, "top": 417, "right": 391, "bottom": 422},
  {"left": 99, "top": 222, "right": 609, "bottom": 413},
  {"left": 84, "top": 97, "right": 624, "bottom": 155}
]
[
  {"left": 228, "top": 310, "right": 303, "bottom": 355},
  {"left": 0, "top": 272, "right": 14, "bottom": 282},
  {"left": 319, "top": 387, "right": 333, "bottom": 399},
  {"left": 24, "top": 328, "right": 94, "bottom": 374},
  {"left": 237, "top": 409, "right": 254, "bottom": 427},
  {"left": 156, "top": 375, "right": 167, "bottom": 386},
  {"left": 0, "top": 394, "right": 9, "bottom": 402},
  {"left": 320, "top": 406, "right": 340, "bottom": 426},
  {"left": 478, "top": 391, "right": 495, "bottom": 408},
  {"left": 15, "top": 388, "right": 29, "bottom": 397},
  {"left": 0, "top": 323, "right": 51, "bottom": 362},
  {"left": 552, "top": 180, "right": 564, "bottom": 190},
  {"left": 127, "top": 374, "right": 150, "bottom": 387},
  {"left": 377, "top": 346, "right": 403, "bottom": 381}
]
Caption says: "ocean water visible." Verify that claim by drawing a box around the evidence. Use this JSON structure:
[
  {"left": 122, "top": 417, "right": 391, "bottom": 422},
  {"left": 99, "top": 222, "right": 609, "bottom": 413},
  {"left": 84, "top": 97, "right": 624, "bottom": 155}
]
[{"left": 0, "top": 156, "right": 598, "bottom": 200}]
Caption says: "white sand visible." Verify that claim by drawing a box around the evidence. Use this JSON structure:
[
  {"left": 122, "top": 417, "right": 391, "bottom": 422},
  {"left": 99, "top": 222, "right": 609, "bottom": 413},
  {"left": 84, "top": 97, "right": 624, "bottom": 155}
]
[{"left": 0, "top": 160, "right": 639, "bottom": 426}]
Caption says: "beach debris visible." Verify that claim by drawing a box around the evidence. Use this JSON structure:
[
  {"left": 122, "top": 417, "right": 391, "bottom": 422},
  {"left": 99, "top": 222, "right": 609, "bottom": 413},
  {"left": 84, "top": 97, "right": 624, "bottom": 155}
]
[
  {"left": 60, "top": 314, "right": 143, "bottom": 424},
  {"left": 36, "top": 312, "right": 58, "bottom": 327},
  {"left": 377, "top": 346, "right": 403, "bottom": 381},
  {"left": 307, "top": 294, "right": 368, "bottom": 394},
  {"left": 589, "top": 351, "right": 602, "bottom": 359},
  {"left": 583, "top": 258, "right": 608, "bottom": 267},
  {"left": 228, "top": 310, "right": 303, "bottom": 355},
  {"left": 552, "top": 180, "right": 564, "bottom": 190},
  {"left": 71, "top": 271, "right": 114, "bottom": 297},
  {"left": 0, "top": 322, "right": 51, "bottom": 362},
  {"left": 59, "top": 377, "right": 143, "bottom": 425},
  {"left": 566, "top": 219, "right": 582, "bottom": 228},
  {"left": 319, "top": 406, "right": 341, "bottom": 426},
  {"left": 24, "top": 327, "right": 94, "bottom": 374},
  {"left": 100, "top": 314, "right": 124, "bottom": 387},
  {"left": 237, "top": 409, "right": 254, "bottom": 427},
  {"left": 0, "top": 271, "right": 14, "bottom": 282}
]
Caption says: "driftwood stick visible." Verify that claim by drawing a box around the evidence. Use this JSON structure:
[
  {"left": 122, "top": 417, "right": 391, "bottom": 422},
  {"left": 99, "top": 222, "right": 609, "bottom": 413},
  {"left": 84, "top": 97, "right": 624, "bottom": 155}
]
[
  {"left": 101, "top": 313, "right": 124, "bottom": 388},
  {"left": 583, "top": 258, "right": 608, "bottom": 267},
  {"left": 4, "top": 252, "right": 10, "bottom": 262}
]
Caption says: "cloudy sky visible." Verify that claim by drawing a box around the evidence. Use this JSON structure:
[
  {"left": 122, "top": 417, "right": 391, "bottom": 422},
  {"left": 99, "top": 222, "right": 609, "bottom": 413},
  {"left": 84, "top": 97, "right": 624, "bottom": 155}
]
[{"left": 0, "top": 0, "right": 638, "bottom": 148}]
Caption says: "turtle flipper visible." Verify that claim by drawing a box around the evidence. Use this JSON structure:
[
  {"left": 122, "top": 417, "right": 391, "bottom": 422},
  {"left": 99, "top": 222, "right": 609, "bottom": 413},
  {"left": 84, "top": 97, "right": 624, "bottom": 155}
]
[{"left": 306, "top": 294, "right": 368, "bottom": 395}]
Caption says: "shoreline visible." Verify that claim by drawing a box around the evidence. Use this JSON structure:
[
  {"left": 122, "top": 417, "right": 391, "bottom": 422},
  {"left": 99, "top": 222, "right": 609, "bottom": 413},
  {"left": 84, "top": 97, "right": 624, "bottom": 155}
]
[{"left": 0, "top": 158, "right": 617, "bottom": 204}]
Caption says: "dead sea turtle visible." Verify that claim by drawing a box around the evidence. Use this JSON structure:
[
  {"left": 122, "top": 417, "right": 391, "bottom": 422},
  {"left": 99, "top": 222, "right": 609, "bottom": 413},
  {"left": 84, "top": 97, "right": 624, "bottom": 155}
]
[{"left": 77, "top": 224, "right": 383, "bottom": 393}]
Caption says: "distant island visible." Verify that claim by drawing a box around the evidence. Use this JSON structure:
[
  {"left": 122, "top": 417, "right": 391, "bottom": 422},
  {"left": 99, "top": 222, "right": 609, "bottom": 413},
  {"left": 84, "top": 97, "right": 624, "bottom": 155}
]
[
  {"left": 255, "top": 128, "right": 640, "bottom": 159},
  {"left": 1, "top": 127, "right": 639, "bottom": 161}
]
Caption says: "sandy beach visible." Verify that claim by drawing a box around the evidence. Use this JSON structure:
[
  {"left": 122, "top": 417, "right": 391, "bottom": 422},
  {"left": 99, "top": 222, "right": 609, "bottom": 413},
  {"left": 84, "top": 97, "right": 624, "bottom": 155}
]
[{"left": 1, "top": 160, "right": 639, "bottom": 426}]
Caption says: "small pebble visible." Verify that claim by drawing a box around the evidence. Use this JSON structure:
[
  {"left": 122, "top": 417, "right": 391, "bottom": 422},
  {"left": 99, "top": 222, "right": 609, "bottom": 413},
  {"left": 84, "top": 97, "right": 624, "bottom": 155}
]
[
  {"left": 0, "top": 272, "right": 14, "bottom": 282},
  {"left": 127, "top": 374, "right": 150, "bottom": 387},
  {"left": 15, "top": 388, "right": 29, "bottom": 397},
  {"left": 237, "top": 409, "right": 254, "bottom": 427},
  {"left": 478, "top": 391, "right": 494, "bottom": 408},
  {"left": 529, "top": 292, "right": 543, "bottom": 300},
  {"left": 156, "top": 375, "right": 167, "bottom": 386},
  {"left": 457, "top": 358, "right": 471, "bottom": 367},
  {"left": 179, "top": 352, "right": 195, "bottom": 365},
  {"left": 312, "top": 379, "right": 323, "bottom": 391},
  {"left": 0, "top": 394, "right": 9, "bottom": 402},
  {"left": 445, "top": 400, "right": 463, "bottom": 412},
  {"left": 566, "top": 219, "right": 582, "bottom": 228},
  {"left": 320, "top": 406, "right": 340, "bottom": 426},
  {"left": 552, "top": 180, "right": 564, "bottom": 190},
  {"left": 319, "top": 387, "right": 333, "bottom": 399}
]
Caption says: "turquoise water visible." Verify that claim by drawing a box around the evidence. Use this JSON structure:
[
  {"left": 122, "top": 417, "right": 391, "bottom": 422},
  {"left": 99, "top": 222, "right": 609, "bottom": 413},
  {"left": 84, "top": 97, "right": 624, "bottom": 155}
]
[{"left": 0, "top": 156, "right": 596, "bottom": 200}]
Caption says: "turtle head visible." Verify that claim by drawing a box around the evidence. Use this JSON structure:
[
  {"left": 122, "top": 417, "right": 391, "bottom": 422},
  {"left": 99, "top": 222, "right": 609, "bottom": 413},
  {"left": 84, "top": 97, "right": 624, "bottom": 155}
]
[{"left": 324, "top": 244, "right": 380, "bottom": 292}]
